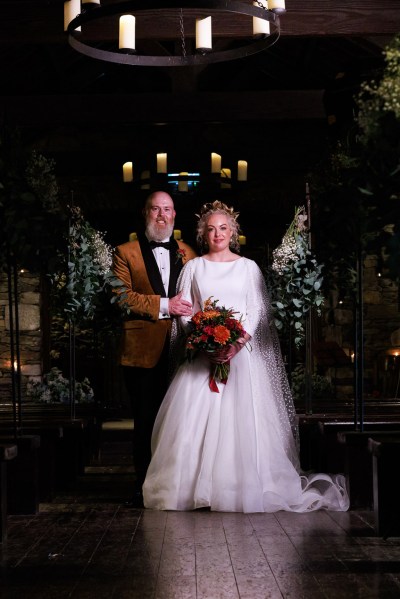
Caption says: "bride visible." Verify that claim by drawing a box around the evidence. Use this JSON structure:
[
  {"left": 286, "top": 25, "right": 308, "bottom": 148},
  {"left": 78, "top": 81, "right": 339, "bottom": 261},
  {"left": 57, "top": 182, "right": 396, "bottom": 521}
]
[{"left": 143, "top": 201, "right": 349, "bottom": 513}]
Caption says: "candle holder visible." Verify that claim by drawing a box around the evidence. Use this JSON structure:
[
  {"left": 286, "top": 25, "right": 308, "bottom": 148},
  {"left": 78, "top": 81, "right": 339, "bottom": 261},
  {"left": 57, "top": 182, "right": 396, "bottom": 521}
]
[{"left": 65, "top": 1, "right": 283, "bottom": 67}]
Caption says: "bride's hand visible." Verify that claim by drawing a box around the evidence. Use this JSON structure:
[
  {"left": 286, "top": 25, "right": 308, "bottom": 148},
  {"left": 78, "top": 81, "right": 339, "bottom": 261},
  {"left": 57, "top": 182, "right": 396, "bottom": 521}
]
[{"left": 207, "top": 339, "right": 247, "bottom": 363}]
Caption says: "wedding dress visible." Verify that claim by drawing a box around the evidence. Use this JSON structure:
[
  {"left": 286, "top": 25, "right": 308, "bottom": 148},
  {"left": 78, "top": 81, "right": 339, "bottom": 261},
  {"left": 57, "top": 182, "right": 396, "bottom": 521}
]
[{"left": 143, "top": 257, "right": 349, "bottom": 513}]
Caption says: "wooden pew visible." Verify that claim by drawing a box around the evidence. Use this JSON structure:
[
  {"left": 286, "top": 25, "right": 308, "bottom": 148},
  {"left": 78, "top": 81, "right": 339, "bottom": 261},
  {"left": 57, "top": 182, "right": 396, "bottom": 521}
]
[
  {"left": 368, "top": 436, "right": 400, "bottom": 539},
  {"left": 0, "top": 443, "right": 18, "bottom": 543}
]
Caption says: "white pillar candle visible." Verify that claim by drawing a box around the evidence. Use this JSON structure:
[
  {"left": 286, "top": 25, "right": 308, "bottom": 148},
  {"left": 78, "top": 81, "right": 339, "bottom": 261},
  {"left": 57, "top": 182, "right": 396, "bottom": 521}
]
[
  {"left": 122, "top": 161, "right": 133, "bottom": 182},
  {"left": 211, "top": 152, "right": 221, "bottom": 173},
  {"left": 268, "top": 0, "right": 285, "bottom": 13},
  {"left": 237, "top": 160, "right": 248, "bottom": 181},
  {"left": 64, "top": 0, "right": 81, "bottom": 32},
  {"left": 253, "top": 0, "right": 270, "bottom": 37},
  {"left": 157, "top": 153, "right": 167, "bottom": 173},
  {"left": 221, "top": 168, "right": 231, "bottom": 188},
  {"left": 119, "top": 15, "right": 136, "bottom": 50},
  {"left": 174, "top": 229, "right": 182, "bottom": 240},
  {"left": 129, "top": 232, "right": 138, "bottom": 242},
  {"left": 178, "top": 173, "right": 188, "bottom": 192},
  {"left": 239, "top": 235, "right": 247, "bottom": 246},
  {"left": 196, "top": 16, "right": 212, "bottom": 50}
]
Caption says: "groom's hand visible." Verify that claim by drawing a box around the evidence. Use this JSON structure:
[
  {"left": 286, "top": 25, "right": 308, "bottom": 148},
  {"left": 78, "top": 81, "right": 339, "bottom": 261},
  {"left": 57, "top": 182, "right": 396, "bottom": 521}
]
[{"left": 169, "top": 292, "right": 193, "bottom": 316}]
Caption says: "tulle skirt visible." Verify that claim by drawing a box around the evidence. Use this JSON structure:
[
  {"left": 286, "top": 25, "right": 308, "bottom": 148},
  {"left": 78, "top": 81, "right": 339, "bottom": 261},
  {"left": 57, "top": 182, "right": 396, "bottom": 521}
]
[{"left": 143, "top": 349, "right": 349, "bottom": 513}]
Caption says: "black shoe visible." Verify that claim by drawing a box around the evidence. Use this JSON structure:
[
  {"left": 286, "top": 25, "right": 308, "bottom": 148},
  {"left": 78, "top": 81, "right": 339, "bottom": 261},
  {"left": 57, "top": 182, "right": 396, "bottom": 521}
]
[{"left": 124, "top": 490, "right": 144, "bottom": 508}]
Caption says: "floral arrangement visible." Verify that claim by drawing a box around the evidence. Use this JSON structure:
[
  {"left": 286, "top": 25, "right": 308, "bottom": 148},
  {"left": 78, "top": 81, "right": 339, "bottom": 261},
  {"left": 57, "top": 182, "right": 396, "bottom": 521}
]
[
  {"left": 265, "top": 206, "right": 324, "bottom": 348},
  {"left": 185, "top": 296, "right": 246, "bottom": 392},
  {"left": 26, "top": 367, "right": 94, "bottom": 404},
  {"left": 50, "top": 206, "right": 114, "bottom": 322}
]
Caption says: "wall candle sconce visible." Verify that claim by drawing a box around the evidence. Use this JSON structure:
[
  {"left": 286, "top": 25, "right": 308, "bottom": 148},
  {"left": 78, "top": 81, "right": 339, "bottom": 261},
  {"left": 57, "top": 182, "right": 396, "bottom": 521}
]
[
  {"left": 121, "top": 152, "right": 248, "bottom": 189},
  {"left": 211, "top": 152, "right": 221, "bottom": 173},
  {"left": 123, "top": 161, "right": 133, "bottom": 182},
  {"left": 221, "top": 168, "right": 231, "bottom": 188},
  {"left": 129, "top": 232, "right": 138, "bottom": 242},
  {"left": 178, "top": 173, "right": 189, "bottom": 192},
  {"left": 174, "top": 229, "right": 182, "bottom": 240},
  {"left": 237, "top": 160, "right": 248, "bottom": 181},
  {"left": 239, "top": 235, "right": 247, "bottom": 246},
  {"left": 157, "top": 153, "right": 168, "bottom": 173}
]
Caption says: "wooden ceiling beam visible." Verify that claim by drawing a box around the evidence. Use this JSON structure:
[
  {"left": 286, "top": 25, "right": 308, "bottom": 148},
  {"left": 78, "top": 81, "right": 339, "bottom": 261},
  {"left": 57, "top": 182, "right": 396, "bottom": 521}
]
[
  {"left": 0, "top": 90, "right": 326, "bottom": 126},
  {"left": 0, "top": 1, "right": 399, "bottom": 44}
]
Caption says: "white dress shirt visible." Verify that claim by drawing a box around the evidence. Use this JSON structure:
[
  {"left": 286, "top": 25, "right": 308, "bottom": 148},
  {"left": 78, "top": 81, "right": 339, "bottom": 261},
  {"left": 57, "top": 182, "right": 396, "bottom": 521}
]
[{"left": 147, "top": 235, "right": 171, "bottom": 319}]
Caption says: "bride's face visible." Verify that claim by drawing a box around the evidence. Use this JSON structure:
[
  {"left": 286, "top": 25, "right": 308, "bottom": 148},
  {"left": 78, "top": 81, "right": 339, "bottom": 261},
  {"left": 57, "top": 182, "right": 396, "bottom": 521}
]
[{"left": 205, "top": 213, "right": 232, "bottom": 253}]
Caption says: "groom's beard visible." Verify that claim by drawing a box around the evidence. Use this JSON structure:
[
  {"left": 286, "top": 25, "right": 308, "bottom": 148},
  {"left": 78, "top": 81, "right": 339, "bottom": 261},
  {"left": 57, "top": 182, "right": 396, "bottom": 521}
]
[{"left": 146, "top": 221, "right": 174, "bottom": 242}]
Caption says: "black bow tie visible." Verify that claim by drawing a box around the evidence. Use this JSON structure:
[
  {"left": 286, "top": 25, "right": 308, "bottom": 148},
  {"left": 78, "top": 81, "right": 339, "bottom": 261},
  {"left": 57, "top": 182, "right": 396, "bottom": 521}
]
[{"left": 149, "top": 240, "right": 171, "bottom": 250}]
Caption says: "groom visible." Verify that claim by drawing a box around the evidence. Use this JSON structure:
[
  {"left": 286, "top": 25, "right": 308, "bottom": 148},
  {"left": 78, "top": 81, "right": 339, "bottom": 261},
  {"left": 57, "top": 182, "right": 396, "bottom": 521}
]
[{"left": 113, "top": 191, "right": 196, "bottom": 506}]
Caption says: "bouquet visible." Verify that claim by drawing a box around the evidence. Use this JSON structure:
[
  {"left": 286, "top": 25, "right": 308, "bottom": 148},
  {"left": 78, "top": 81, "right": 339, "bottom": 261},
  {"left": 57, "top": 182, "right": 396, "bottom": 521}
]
[{"left": 185, "top": 297, "right": 246, "bottom": 393}]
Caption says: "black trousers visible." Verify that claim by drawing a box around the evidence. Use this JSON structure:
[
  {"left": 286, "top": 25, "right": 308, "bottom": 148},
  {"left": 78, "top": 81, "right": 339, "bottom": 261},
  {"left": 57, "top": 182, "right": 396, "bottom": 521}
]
[{"left": 123, "top": 341, "right": 170, "bottom": 487}]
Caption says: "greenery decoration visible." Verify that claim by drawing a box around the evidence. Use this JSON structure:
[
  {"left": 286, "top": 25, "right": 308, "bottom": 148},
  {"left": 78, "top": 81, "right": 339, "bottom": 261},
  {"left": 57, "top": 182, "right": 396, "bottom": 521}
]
[
  {"left": 310, "top": 33, "right": 400, "bottom": 298},
  {"left": 0, "top": 132, "right": 66, "bottom": 272},
  {"left": 50, "top": 205, "right": 114, "bottom": 322},
  {"left": 26, "top": 367, "right": 94, "bottom": 404},
  {"left": 290, "top": 364, "right": 334, "bottom": 403},
  {"left": 265, "top": 206, "right": 324, "bottom": 348}
]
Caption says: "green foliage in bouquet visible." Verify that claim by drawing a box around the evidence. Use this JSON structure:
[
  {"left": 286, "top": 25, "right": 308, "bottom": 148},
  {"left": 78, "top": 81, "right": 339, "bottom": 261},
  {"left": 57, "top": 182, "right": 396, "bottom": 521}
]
[{"left": 265, "top": 206, "right": 325, "bottom": 348}]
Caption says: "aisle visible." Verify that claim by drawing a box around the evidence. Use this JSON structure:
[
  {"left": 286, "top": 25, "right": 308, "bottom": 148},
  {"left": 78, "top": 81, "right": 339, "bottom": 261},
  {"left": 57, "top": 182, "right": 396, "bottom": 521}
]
[{"left": 1, "top": 442, "right": 400, "bottom": 598}]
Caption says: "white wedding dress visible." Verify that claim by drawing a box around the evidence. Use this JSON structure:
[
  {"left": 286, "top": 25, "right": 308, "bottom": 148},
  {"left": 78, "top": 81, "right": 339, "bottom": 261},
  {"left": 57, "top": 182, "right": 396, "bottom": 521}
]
[{"left": 143, "top": 257, "right": 349, "bottom": 513}]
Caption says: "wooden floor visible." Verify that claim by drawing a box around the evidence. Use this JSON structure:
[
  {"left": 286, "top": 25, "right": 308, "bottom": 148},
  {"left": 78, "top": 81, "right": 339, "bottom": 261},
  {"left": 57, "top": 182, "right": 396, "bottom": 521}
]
[{"left": 1, "top": 441, "right": 400, "bottom": 599}]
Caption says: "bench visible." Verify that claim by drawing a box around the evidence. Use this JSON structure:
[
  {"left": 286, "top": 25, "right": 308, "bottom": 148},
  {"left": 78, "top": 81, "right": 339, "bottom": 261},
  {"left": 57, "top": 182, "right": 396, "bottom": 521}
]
[
  {"left": 0, "top": 443, "right": 18, "bottom": 543},
  {"left": 0, "top": 403, "right": 99, "bottom": 506},
  {"left": 368, "top": 437, "right": 400, "bottom": 538},
  {"left": 337, "top": 429, "right": 400, "bottom": 509},
  {"left": 0, "top": 435, "right": 41, "bottom": 515}
]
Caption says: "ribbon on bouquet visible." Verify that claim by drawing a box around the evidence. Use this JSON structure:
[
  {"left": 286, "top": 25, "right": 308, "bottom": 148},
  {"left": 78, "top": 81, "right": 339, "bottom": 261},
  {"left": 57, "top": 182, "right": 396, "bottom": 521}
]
[{"left": 209, "top": 362, "right": 230, "bottom": 393}]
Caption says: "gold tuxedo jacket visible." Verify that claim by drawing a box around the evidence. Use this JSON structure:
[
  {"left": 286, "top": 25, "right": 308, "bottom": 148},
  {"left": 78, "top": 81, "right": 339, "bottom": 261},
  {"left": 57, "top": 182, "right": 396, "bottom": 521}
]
[{"left": 113, "top": 234, "right": 196, "bottom": 368}]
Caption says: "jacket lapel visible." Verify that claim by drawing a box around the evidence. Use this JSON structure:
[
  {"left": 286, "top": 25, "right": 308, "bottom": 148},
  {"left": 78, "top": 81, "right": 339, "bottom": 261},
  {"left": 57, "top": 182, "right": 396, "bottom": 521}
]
[
  {"left": 138, "top": 233, "right": 166, "bottom": 297},
  {"left": 168, "top": 238, "right": 183, "bottom": 298}
]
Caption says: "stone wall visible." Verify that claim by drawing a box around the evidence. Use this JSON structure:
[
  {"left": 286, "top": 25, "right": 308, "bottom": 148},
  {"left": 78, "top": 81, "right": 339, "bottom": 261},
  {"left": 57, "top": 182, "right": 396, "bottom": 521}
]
[
  {"left": 321, "top": 254, "right": 400, "bottom": 399},
  {"left": 0, "top": 271, "right": 42, "bottom": 404}
]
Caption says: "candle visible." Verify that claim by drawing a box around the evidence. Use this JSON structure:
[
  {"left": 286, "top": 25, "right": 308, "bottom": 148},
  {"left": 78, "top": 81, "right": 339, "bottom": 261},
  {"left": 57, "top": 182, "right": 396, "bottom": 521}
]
[
  {"left": 64, "top": 0, "right": 81, "bottom": 32},
  {"left": 211, "top": 152, "right": 221, "bottom": 173},
  {"left": 239, "top": 235, "right": 247, "bottom": 246},
  {"left": 253, "top": 0, "right": 270, "bottom": 38},
  {"left": 221, "top": 168, "right": 231, "bottom": 189},
  {"left": 237, "top": 160, "right": 248, "bottom": 181},
  {"left": 268, "top": 0, "right": 286, "bottom": 13},
  {"left": 178, "top": 173, "right": 188, "bottom": 192},
  {"left": 122, "top": 161, "right": 133, "bottom": 182},
  {"left": 129, "top": 232, "right": 138, "bottom": 242},
  {"left": 174, "top": 229, "right": 182, "bottom": 240},
  {"left": 119, "top": 15, "right": 136, "bottom": 51},
  {"left": 157, "top": 153, "right": 167, "bottom": 174},
  {"left": 196, "top": 16, "right": 212, "bottom": 51}
]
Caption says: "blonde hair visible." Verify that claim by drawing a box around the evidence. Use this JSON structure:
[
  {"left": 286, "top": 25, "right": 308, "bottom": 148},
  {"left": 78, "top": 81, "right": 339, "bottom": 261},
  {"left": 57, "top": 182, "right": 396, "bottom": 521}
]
[{"left": 196, "top": 200, "right": 241, "bottom": 252}]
